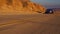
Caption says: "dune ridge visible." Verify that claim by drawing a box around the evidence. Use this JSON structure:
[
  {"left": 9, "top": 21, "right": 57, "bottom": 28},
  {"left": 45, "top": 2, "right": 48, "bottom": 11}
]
[{"left": 0, "top": 0, "right": 46, "bottom": 15}]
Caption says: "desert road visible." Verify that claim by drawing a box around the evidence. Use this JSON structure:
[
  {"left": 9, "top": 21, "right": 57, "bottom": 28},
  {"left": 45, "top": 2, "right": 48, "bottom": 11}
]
[{"left": 0, "top": 12, "right": 60, "bottom": 34}]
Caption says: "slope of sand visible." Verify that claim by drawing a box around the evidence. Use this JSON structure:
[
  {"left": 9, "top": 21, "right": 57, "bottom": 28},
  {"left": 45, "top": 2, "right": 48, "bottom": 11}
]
[
  {"left": 0, "top": 0, "right": 46, "bottom": 15},
  {"left": 0, "top": 10, "right": 60, "bottom": 34}
]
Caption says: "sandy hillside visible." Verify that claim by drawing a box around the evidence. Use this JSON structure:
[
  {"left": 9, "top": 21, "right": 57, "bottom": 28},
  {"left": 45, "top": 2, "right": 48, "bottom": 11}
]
[{"left": 0, "top": 0, "right": 46, "bottom": 15}]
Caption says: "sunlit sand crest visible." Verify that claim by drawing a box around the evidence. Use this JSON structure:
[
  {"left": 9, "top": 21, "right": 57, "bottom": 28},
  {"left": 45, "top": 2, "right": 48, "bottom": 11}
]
[{"left": 0, "top": 0, "right": 46, "bottom": 15}]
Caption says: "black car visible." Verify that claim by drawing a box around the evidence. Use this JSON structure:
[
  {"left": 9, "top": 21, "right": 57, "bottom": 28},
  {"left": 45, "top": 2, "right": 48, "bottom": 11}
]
[{"left": 45, "top": 9, "right": 54, "bottom": 14}]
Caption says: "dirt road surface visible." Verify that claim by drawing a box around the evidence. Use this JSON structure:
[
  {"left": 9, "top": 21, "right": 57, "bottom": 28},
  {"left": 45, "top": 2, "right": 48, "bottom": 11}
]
[{"left": 0, "top": 11, "right": 60, "bottom": 34}]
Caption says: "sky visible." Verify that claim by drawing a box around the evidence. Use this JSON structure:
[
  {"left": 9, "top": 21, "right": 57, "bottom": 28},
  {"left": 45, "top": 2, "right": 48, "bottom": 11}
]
[{"left": 31, "top": 0, "right": 60, "bottom": 8}]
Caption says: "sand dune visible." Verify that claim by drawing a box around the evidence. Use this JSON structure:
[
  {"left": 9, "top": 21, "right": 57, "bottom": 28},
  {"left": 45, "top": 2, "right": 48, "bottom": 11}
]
[{"left": 0, "top": 0, "right": 46, "bottom": 15}]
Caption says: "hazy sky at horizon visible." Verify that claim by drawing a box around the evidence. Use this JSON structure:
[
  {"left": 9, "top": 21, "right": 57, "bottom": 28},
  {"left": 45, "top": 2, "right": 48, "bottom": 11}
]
[{"left": 31, "top": 0, "right": 60, "bottom": 8}]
